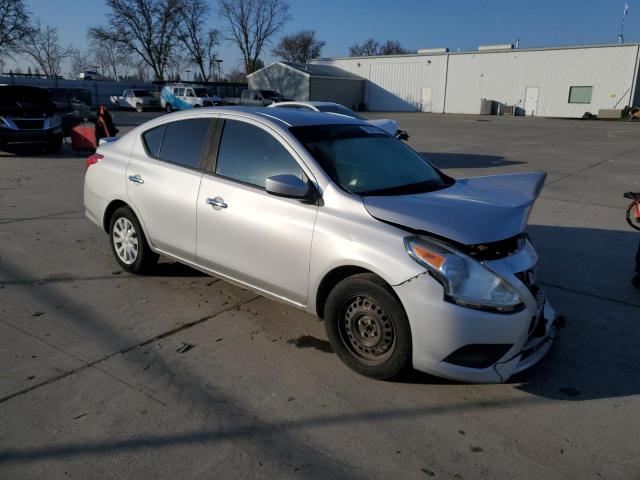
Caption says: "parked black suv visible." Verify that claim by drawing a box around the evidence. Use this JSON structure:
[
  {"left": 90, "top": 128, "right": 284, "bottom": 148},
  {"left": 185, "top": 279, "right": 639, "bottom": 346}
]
[{"left": 0, "top": 85, "right": 64, "bottom": 153}]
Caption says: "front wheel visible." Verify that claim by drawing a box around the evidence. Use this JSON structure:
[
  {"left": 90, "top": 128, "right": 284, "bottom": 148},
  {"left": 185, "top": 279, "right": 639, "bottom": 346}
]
[
  {"left": 135, "top": 102, "right": 143, "bottom": 113},
  {"left": 324, "top": 273, "right": 412, "bottom": 380},
  {"left": 109, "top": 206, "right": 158, "bottom": 274},
  {"left": 165, "top": 104, "right": 173, "bottom": 113}
]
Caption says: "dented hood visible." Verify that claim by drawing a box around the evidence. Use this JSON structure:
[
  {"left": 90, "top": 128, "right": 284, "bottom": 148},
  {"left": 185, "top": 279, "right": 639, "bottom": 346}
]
[{"left": 362, "top": 172, "right": 547, "bottom": 245}]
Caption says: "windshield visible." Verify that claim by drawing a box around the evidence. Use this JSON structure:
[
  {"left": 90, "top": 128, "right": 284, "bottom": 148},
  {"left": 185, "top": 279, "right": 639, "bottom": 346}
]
[
  {"left": 260, "top": 90, "right": 280, "bottom": 98},
  {"left": 133, "top": 90, "right": 152, "bottom": 97},
  {"left": 317, "top": 104, "right": 364, "bottom": 120},
  {"left": 291, "top": 124, "right": 451, "bottom": 196}
]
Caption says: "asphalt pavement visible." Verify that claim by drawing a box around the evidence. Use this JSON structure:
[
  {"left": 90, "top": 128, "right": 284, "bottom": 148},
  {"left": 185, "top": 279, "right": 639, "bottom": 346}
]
[{"left": 1, "top": 110, "right": 639, "bottom": 479}]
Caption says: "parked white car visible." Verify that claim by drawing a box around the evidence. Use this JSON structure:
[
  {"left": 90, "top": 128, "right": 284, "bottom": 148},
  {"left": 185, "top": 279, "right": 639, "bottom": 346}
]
[
  {"left": 84, "top": 107, "right": 560, "bottom": 383},
  {"left": 269, "top": 101, "right": 405, "bottom": 138},
  {"left": 110, "top": 89, "right": 161, "bottom": 112}
]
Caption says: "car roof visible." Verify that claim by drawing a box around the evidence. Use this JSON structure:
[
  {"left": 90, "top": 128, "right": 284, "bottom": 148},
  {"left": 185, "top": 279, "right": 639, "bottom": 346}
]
[
  {"left": 216, "top": 106, "right": 366, "bottom": 127},
  {"left": 272, "top": 101, "right": 342, "bottom": 108}
]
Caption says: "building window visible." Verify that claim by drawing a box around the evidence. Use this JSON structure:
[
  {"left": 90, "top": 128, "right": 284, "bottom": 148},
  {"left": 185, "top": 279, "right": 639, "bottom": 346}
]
[{"left": 568, "top": 86, "right": 592, "bottom": 104}]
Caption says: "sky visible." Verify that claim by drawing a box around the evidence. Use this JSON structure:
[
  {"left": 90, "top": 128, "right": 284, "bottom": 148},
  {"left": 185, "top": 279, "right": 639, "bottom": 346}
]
[{"left": 10, "top": 0, "right": 640, "bottom": 78}]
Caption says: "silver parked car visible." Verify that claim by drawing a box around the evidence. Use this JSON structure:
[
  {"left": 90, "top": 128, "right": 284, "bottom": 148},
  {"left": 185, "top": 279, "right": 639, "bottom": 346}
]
[{"left": 84, "top": 107, "right": 560, "bottom": 383}]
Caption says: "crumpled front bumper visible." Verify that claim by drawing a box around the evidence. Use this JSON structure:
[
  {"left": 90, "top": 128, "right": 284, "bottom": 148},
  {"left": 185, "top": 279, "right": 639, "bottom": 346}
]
[{"left": 393, "top": 239, "right": 560, "bottom": 383}]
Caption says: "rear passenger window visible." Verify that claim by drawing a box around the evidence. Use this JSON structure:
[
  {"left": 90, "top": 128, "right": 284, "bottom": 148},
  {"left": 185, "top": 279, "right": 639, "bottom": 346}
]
[
  {"left": 142, "top": 119, "right": 212, "bottom": 169},
  {"left": 142, "top": 125, "right": 165, "bottom": 157},
  {"left": 215, "top": 120, "right": 304, "bottom": 188}
]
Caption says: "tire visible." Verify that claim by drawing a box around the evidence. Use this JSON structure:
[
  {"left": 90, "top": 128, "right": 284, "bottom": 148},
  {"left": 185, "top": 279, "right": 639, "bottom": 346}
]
[
  {"left": 193, "top": 104, "right": 201, "bottom": 108},
  {"left": 115, "top": 101, "right": 121, "bottom": 110},
  {"left": 324, "top": 273, "right": 412, "bottom": 380},
  {"left": 108, "top": 206, "right": 158, "bottom": 274},
  {"left": 165, "top": 104, "right": 173, "bottom": 113},
  {"left": 135, "top": 103, "right": 143, "bottom": 113}
]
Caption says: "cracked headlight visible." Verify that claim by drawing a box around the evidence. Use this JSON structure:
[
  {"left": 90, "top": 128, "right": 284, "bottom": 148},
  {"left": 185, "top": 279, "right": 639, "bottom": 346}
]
[{"left": 405, "top": 236, "right": 524, "bottom": 313}]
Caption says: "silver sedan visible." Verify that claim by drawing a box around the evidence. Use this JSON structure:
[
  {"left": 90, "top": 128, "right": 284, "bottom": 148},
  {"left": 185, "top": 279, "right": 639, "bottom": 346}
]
[{"left": 84, "top": 106, "right": 560, "bottom": 383}]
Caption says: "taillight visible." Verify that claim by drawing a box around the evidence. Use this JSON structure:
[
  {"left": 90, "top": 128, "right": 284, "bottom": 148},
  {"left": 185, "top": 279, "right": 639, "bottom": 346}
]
[{"left": 86, "top": 153, "right": 103, "bottom": 170}]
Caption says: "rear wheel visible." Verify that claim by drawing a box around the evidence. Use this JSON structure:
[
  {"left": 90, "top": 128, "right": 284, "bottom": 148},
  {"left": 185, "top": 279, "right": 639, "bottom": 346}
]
[
  {"left": 108, "top": 206, "right": 158, "bottom": 274},
  {"left": 135, "top": 102, "right": 143, "bottom": 113},
  {"left": 324, "top": 273, "right": 412, "bottom": 379}
]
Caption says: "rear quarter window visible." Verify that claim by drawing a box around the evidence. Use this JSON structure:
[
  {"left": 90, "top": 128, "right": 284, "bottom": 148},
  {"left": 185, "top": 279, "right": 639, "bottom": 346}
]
[
  {"left": 142, "top": 118, "right": 213, "bottom": 170},
  {"left": 142, "top": 125, "right": 165, "bottom": 157}
]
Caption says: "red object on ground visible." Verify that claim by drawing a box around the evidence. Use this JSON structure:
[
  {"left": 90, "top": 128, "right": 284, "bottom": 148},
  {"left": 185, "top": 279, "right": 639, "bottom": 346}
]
[{"left": 71, "top": 123, "right": 97, "bottom": 154}]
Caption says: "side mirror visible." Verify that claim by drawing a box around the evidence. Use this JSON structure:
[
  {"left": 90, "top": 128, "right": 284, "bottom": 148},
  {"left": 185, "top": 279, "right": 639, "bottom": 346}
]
[{"left": 266, "top": 174, "right": 311, "bottom": 199}]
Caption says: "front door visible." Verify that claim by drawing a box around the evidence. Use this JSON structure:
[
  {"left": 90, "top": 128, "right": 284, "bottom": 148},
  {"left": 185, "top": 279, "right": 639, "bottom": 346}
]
[
  {"left": 524, "top": 87, "right": 539, "bottom": 116},
  {"left": 421, "top": 87, "right": 433, "bottom": 112},
  {"left": 126, "top": 117, "right": 215, "bottom": 261},
  {"left": 196, "top": 118, "right": 318, "bottom": 305}
]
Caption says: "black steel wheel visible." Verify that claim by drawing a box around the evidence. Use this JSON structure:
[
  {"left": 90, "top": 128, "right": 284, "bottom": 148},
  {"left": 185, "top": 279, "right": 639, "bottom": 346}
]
[{"left": 324, "top": 273, "right": 411, "bottom": 379}]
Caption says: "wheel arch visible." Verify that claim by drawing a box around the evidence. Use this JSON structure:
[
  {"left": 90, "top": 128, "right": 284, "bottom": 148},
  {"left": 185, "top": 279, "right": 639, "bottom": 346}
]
[{"left": 315, "top": 265, "right": 398, "bottom": 319}]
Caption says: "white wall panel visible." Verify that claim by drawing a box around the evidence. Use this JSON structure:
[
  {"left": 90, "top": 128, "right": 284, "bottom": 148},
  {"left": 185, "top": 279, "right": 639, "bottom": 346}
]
[{"left": 315, "top": 44, "right": 640, "bottom": 118}]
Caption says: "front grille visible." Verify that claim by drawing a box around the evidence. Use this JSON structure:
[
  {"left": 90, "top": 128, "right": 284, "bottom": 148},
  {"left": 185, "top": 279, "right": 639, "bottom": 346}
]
[
  {"left": 13, "top": 119, "right": 45, "bottom": 130},
  {"left": 461, "top": 234, "right": 525, "bottom": 261}
]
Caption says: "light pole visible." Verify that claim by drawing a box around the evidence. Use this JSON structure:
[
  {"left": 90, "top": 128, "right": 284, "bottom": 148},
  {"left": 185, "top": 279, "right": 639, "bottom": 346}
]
[
  {"left": 186, "top": 70, "right": 191, "bottom": 82},
  {"left": 215, "top": 59, "right": 223, "bottom": 96}
]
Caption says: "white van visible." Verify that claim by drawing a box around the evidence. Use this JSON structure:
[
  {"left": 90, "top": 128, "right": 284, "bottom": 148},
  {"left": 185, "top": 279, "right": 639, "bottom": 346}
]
[{"left": 160, "top": 84, "right": 222, "bottom": 112}]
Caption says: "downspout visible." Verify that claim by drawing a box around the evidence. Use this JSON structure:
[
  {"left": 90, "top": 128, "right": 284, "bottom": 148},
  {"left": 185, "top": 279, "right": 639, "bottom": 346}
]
[
  {"left": 442, "top": 53, "right": 450, "bottom": 113},
  {"left": 629, "top": 45, "right": 640, "bottom": 107}
]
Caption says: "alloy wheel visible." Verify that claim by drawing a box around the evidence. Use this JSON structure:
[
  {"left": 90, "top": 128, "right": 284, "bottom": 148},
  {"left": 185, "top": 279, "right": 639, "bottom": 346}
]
[{"left": 112, "top": 217, "right": 139, "bottom": 265}]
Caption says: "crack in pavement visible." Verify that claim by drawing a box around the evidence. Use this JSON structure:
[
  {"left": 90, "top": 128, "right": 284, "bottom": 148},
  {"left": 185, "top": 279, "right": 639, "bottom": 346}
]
[
  {"left": 0, "top": 209, "right": 84, "bottom": 225},
  {"left": 546, "top": 145, "right": 640, "bottom": 187},
  {"left": 539, "top": 281, "right": 640, "bottom": 309},
  {"left": 0, "top": 296, "right": 259, "bottom": 406}
]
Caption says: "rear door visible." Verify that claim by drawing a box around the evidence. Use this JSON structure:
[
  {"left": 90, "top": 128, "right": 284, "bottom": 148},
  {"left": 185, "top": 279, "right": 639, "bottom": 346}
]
[
  {"left": 196, "top": 117, "right": 318, "bottom": 304},
  {"left": 126, "top": 116, "right": 217, "bottom": 262}
]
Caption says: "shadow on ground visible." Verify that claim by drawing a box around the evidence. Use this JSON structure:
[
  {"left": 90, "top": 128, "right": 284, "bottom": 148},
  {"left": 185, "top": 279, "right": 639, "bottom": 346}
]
[
  {"left": 421, "top": 152, "right": 524, "bottom": 169},
  {"left": 0, "top": 224, "right": 639, "bottom": 467}
]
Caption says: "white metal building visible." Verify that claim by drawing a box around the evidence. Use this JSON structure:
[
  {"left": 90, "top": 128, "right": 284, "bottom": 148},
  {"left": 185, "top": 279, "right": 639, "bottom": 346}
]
[{"left": 313, "top": 43, "right": 640, "bottom": 117}]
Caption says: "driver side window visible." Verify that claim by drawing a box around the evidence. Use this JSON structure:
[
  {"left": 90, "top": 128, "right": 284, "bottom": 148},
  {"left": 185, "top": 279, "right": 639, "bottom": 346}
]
[{"left": 215, "top": 120, "right": 304, "bottom": 189}]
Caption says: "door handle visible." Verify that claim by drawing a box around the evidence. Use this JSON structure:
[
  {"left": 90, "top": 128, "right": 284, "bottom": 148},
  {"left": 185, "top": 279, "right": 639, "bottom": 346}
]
[
  {"left": 206, "top": 197, "right": 228, "bottom": 209},
  {"left": 128, "top": 174, "right": 144, "bottom": 184}
]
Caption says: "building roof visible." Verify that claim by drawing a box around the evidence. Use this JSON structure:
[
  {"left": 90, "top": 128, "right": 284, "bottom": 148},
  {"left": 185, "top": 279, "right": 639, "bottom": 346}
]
[
  {"left": 315, "top": 42, "right": 640, "bottom": 61},
  {"left": 247, "top": 61, "right": 364, "bottom": 81}
]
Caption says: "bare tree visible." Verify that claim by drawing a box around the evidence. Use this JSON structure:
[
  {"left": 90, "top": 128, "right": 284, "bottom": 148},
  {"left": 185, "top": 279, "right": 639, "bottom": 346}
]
[
  {"left": 177, "top": 0, "right": 220, "bottom": 81},
  {"left": 272, "top": 30, "right": 324, "bottom": 63},
  {"left": 348, "top": 38, "right": 379, "bottom": 57},
  {"left": 378, "top": 40, "right": 409, "bottom": 55},
  {"left": 218, "top": 0, "right": 290, "bottom": 74},
  {"left": 89, "top": 0, "right": 182, "bottom": 80},
  {"left": 70, "top": 48, "right": 91, "bottom": 78},
  {"left": 0, "top": 0, "right": 30, "bottom": 57},
  {"left": 348, "top": 38, "right": 409, "bottom": 57},
  {"left": 91, "top": 37, "right": 133, "bottom": 80},
  {"left": 226, "top": 66, "right": 246, "bottom": 83},
  {"left": 17, "top": 19, "right": 73, "bottom": 78}
]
